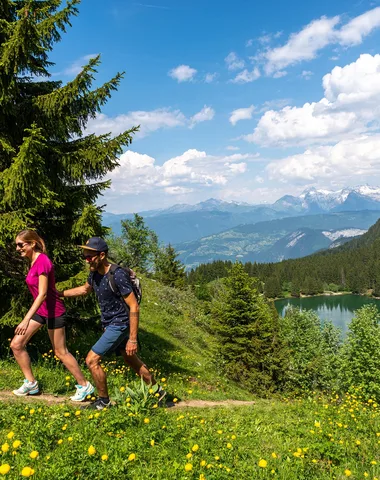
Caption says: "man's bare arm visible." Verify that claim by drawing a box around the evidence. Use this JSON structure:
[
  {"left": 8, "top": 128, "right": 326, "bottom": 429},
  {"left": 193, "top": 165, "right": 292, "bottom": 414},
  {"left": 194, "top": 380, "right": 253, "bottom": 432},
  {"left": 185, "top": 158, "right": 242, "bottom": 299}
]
[{"left": 58, "top": 282, "right": 93, "bottom": 298}]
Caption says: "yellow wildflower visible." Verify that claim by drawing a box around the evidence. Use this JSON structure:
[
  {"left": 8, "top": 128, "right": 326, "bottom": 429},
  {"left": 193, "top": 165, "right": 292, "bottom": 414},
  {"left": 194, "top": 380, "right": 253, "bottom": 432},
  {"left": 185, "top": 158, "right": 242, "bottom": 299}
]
[
  {"left": 88, "top": 446, "right": 96, "bottom": 455},
  {"left": 1, "top": 444, "right": 9, "bottom": 453},
  {"left": 75, "top": 410, "right": 81, "bottom": 416},
  {"left": 29, "top": 451, "right": 38, "bottom": 459},
  {"left": 0, "top": 464, "right": 10, "bottom": 475},
  {"left": 184, "top": 463, "right": 193, "bottom": 472},
  {"left": 12, "top": 441, "right": 21, "bottom": 449},
  {"left": 271, "top": 452, "right": 277, "bottom": 458},
  {"left": 128, "top": 453, "right": 136, "bottom": 461},
  {"left": 57, "top": 440, "right": 63, "bottom": 445},
  {"left": 29, "top": 409, "right": 35, "bottom": 415},
  {"left": 226, "top": 443, "right": 232, "bottom": 449},
  {"left": 186, "top": 453, "right": 193, "bottom": 459},
  {"left": 200, "top": 460, "right": 207, "bottom": 467},
  {"left": 68, "top": 437, "right": 73, "bottom": 442},
  {"left": 101, "top": 454, "right": 108, "bottom": 461},
  {"left": 144, "top": 418, "right": 150, "bottom": 424},
  {"left": 258, "top": 459, "right": 268, "bottom": 468},
  {"left": 192, "top": 444, "right": 199, "bottom": 452},
  {"left": 371, "top": 461, "right": 377, "bottom": 465},
  {"left": 314, "top": 421, "right": 321, "bottom": 428},
  {"left": 21, "top": 467, "right": 35, "bottom": 477},
  {"left": 6, "top": 433, "right": 14, "bottom": 440},
  {"left": 344, "top": 470, "right": 352, "bottom": 477}
]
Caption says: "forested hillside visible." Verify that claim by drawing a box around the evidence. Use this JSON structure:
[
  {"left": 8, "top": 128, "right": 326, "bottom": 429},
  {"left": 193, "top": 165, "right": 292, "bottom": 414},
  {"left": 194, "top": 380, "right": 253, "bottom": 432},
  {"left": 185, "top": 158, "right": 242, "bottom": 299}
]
[{"left": 188, "top": 218, "right": 380, "bottom": 298}]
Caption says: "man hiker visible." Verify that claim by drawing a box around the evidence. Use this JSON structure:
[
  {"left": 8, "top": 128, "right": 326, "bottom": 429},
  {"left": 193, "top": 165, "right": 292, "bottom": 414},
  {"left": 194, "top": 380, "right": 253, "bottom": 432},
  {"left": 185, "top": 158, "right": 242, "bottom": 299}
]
[{"left": 59, "top": 237, "right": 165, "bottom": 410}]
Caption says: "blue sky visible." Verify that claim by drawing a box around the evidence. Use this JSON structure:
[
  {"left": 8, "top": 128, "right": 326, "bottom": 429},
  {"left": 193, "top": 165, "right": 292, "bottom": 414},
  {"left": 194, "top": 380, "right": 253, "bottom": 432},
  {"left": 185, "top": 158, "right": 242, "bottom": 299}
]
[{"left": 51, "top": 0, "right": 380, "bottom": 212}]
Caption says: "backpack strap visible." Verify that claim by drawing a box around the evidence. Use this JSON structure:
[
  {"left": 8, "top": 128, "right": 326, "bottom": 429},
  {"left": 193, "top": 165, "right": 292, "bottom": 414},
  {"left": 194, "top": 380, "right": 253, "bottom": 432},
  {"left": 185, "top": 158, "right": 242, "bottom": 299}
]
[
  {"left": 107, "top": 264, "right": 120, "bottom": 297},
  {"left": 106, "top": 264, "right": 142, "bottom": 350}
]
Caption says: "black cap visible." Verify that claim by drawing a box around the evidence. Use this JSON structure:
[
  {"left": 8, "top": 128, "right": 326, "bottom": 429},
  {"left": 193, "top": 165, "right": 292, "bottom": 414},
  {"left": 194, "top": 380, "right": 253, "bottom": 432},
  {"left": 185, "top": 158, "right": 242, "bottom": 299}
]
[{"left": 78, "top": 237, "right": 108, "bottom": 252}]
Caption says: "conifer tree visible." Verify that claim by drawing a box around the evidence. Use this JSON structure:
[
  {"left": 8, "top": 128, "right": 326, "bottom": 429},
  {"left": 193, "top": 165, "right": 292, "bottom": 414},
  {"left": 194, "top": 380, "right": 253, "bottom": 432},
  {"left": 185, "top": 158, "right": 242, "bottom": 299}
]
[
  {"left": 154, "top": 243, "right": 186, "bottom": 288},
  {"left": 0, "top": 1, "right": 137, "bottom": 322},
  {"left": 211, "top": 262, "right": 286, "bottom": 394}
]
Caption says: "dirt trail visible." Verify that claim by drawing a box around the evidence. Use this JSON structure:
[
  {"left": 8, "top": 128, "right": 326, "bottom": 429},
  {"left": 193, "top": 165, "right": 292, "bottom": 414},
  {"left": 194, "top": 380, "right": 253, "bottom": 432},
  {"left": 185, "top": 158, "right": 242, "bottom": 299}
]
[{"left": 0, "top": 391, "right": 255, "bottom": 408}]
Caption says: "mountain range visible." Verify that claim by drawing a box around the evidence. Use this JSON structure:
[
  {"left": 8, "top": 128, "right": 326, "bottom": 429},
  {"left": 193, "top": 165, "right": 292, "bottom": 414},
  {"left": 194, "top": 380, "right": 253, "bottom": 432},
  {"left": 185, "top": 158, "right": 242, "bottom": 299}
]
[{"left": 102, "top": 185, "right": 380, "bottom": 266}]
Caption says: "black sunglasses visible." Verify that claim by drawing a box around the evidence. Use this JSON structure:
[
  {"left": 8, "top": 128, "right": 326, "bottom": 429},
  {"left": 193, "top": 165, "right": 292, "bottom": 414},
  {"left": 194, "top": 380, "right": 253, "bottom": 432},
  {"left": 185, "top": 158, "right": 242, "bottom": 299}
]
[
  {"left": 83, "top": 252, "right": 100, "bottom": 260},
  {"left": 16, "top": 242, "right": 28, "bottom": 248}
]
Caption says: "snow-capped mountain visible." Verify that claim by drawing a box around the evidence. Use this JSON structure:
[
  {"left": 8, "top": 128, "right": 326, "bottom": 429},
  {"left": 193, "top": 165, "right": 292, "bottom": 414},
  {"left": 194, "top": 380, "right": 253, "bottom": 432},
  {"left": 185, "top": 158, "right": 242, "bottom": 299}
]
[{"left": 274, "top": 185, "right": 380, "bottom": 214}]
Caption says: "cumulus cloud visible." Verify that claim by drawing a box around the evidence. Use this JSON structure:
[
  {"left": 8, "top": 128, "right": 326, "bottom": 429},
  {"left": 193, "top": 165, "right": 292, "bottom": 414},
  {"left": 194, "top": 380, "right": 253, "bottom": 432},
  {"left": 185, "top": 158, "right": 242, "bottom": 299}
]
[
  {"left": 245, "top": 54, "right": 380, "bottom": 146},
  {"left": 86, "top": 109, "right": 187, "bottom": 138},
  {"left": 225, "top": 52, "right": 245, "bottom": 71},
  {"left": 264, "top": 7, "right": 380, "bottom": 76},
  {"left": 301, "top": 70, "right": 314, "bottom": 80},
  {"left": 266, "top": 134, "right": 380, "bottom": 183},
  {"left": 107, "top": 149, "right": 253, "bottom": 195},
  {"left": 61, "top": 54, "right": 98, "bottom": 76},
  {"left": 205, "top": 72, "right": 218, "bottom": 83},
  {"left": 189, "top": 106, "right": 215, "bottom": 129},
  {"left": 168, "top": 64, "right": 197, "bottom": 82},
  {"left": 230, "top": 68, "right": 261, "bottom": 84},
  {"left": 229, "top": 105, "right": 255, "bottom": 125}
]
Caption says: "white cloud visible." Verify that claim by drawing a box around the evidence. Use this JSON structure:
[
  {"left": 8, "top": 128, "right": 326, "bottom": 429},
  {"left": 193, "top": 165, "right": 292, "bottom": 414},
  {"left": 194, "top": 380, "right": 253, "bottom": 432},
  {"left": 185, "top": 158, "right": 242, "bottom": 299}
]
[
  {"left": 229, "top": 105, "right": 255, "bottom": 125},
  {"left": 264, "top": 7, "right": 380, "bottom": 76},
  {"left": 86, "top": 109, "right": 186, "bottom": 138},
  {"left": 266, "top": 134, "right": 380, "bottom": 183},
  {"left": 226, "top": 145, "right": 240, "bottom": 151},
  {"left": 273, "top": 70, "right": 287, "bottom": 78},
  {"left": 168, "top": 64, "right": 197, "bottom": 82},
  {"left": 255, "top": 175, "right": 265, "bottom": 183},
  {"left": 260, "top": 98, "right": 292, "bottom": 112},
  {"left": 225, "top": 52, "right": 245, "bottom": 71},
  {"left": 61, "top": 54, "right": 98, "bottom": 76},
  {"left": 230, "top": 68, "right": 261, "bottom": 84},
  {"left": 246, "top": 54, "right": 380, "bottom": 146},
  {"left": 265, "top": 16, "right": 339, "bottom": 75},
  {"left": 107, "top": 149, "right": 253, "bottom": 195},
  {"left": 337, "top": 7, "right": 380, "bottom": 45},
  {"left": 205, "top": 72, "right": 218, "bottom": 83},
  {"left": 301, "top": 70, "right": 314, "bottom": 80},
  {"left": 189, "top": 106, "right": 215, "bottom": 129}
]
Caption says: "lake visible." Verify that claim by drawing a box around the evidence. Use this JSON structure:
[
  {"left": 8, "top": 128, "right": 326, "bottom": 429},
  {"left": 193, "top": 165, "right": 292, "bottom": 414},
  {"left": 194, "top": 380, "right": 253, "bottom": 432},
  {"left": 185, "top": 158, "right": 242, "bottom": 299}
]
[{"left": 275, "top": 294, "right": 380, "bottom": 335}]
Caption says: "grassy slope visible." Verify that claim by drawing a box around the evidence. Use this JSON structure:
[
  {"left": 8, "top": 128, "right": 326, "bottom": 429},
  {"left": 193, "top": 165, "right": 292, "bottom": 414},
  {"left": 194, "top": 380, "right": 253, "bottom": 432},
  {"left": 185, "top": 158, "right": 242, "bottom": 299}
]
[{"left": 0, "top": 276, "right": 253, "bottom": 401}]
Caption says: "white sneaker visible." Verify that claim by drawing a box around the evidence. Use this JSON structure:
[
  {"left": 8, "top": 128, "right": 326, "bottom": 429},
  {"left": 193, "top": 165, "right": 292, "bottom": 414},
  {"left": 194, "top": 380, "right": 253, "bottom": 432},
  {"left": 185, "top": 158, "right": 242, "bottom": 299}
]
[
  {"left": 70, "top": 381, "right": 95, "bottom": 402},
  {"left": 13, "top": 379, "right": 39, "bottom": 396}
]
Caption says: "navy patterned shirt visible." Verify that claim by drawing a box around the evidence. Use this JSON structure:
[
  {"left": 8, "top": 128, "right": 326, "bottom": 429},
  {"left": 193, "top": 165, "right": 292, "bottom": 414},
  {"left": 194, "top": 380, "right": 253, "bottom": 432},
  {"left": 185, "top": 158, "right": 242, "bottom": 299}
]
[{"left": 88, "top": 267, "right": 133, "bottom": 326}]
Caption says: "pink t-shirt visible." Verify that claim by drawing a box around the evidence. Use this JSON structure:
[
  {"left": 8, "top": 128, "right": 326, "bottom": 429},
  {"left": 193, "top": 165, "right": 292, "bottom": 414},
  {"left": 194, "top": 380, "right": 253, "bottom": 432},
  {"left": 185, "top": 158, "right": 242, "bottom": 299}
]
[{"left": 25, "top": 253, "right": 66, "bottom": 318}]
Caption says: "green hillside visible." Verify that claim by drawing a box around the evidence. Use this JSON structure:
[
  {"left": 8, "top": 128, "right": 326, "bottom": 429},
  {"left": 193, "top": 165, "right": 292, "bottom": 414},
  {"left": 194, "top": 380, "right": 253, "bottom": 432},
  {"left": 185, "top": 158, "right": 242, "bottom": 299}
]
[{"left": 188, "top": 217, "right": 380, "bottom": 298}]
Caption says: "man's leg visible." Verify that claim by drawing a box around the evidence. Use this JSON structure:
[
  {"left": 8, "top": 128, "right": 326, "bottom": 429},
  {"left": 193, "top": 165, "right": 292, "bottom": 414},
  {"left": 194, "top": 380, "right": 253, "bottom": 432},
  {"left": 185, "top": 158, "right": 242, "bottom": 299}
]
[
  {"left": 120, "top": 351, "right": 156, "bottom": 385},
  {"left": 86, "top": 350, "right": 108, "bottom": 398}
]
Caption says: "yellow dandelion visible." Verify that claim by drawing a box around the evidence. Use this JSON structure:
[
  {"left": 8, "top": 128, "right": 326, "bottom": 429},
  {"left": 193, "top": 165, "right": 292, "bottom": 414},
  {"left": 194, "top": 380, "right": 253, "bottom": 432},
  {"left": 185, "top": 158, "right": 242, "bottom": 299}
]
[
  {"left": 0, "top": 464, "right": 10, "bottom": 475},
  {"left": 1, "top": 444, "right": 9, "bottom": 453},
  {"left": 192, "top": 444, "right": 199, "bottom": 452},
  {"left": 226, "top": 443, "right": 232, "bottom": 449},
  {"left": 12, "top": 441, "right": 21, "bottom": 449},
  {"left": 344, "top": 470, "right": 352, "bottom": 477},
  {"left": 29, "top": 451, "right": 38, "bottom": 459},
  {"left": 199, "top": 474, "right": 206, "bottom": 480},
  {"left": 68, "top": 437, "right": 73, "bottom": 442},
  {"left": 200, "top": 460, "right": 207, "bottom": 467},
  {"left": 231, "top": 434, "right": 236, "bottom": 440},
  {"left": 258, "top": 459, "right": 268, "bottom": 468},
  {"left": 21, "top": 467, "right": 35, "bottom": 477},
  {"left": 75, "top": 410, "right": 81, "bottom": 416},
  {"left": 371, "top": 461, "right": 377, "bottom": 465},
  {"left": 314, "top": 421, "right": 321, "bottom": 428},
  {"left": 144, "top": 418, "right": 150, "bottom": 424},
  {"left": 173, "top": 398, "right": 178, "bottom": 403},
  {"left": 29, "top": 409, "right": 35, "bottom": 415},
  {"left": 57, "top": 440, "right": 63, "bottom": 445},
  {"left": 88, "top": 445, "right": 96, "bottom": 455},
  {"left": 217, "top": 430, "right": 223, "bottom": 435},
  {"left": 184, "top": 463, "right": 193, "bottom": 472},
  {"left": 271, "top": 452, "right": 277, "bottom": 458},
  {"left": 101, "top": 454, "right": 108, "bottom": 461},
  {"left": 161, "top": 378, "right": 166, "bottom": 382},
  {"left": 6, "top": 433, "right": 14, "bottom": 440},
  {"left": 119, "top": 387, "right": 125, "bottom": 392},
  {"left": 128, "top": 453, "right": 136, "bottom": 461},
  {"left": 150, "top": 440, "right": 155, "bottom": 447},
  {"left": 65, "top": 376, "right": 71, "bottom": 381},
  {"left": 186, "top": 453, "right": 193, "bottom": 459}
]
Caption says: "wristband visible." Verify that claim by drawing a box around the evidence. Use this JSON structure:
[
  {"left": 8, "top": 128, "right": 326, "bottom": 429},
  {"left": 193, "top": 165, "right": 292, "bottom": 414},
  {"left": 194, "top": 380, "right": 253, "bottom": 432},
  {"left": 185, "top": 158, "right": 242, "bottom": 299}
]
[{"left": 128, "top": 340, "right": 138, "bottom": 345}]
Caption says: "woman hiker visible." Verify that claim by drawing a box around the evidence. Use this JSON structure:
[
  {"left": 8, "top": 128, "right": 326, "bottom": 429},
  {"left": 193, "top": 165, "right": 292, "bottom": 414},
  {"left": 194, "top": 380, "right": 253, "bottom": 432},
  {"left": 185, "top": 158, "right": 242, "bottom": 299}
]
[{"left": 10, "top": 230, "right": 94, "bottom": 401}]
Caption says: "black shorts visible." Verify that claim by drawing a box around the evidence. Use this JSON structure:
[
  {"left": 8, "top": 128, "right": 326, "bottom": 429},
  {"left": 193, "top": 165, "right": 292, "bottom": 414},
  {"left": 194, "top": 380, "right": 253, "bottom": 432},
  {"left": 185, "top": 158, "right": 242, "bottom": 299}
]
[{"left": 31, "top": 314, "right": 66, "bottom": 330}]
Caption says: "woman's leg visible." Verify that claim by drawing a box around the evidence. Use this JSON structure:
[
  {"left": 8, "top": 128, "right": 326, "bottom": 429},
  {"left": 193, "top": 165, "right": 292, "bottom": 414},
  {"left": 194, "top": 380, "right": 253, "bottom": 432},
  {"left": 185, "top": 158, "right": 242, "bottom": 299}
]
[
  {"left": 48, "top": 327, "right": 87, "bottom": 386},
  {"left": 10, "top": 320, "right": 42, "bottom": 382}
]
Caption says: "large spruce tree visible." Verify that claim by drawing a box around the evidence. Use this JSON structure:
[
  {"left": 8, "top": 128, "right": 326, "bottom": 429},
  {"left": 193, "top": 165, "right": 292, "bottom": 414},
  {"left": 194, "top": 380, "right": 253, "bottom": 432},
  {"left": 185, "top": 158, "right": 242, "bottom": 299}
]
[{"left": 0, "top": 0, "right": 136, "bottom": 322}]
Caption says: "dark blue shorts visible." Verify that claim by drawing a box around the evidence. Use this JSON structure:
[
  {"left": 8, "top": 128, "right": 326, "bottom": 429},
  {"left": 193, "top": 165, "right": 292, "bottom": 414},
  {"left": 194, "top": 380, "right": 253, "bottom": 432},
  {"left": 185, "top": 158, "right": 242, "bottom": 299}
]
[{"left": 91, "top": 324, "right": 129, "bottom": 357}]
